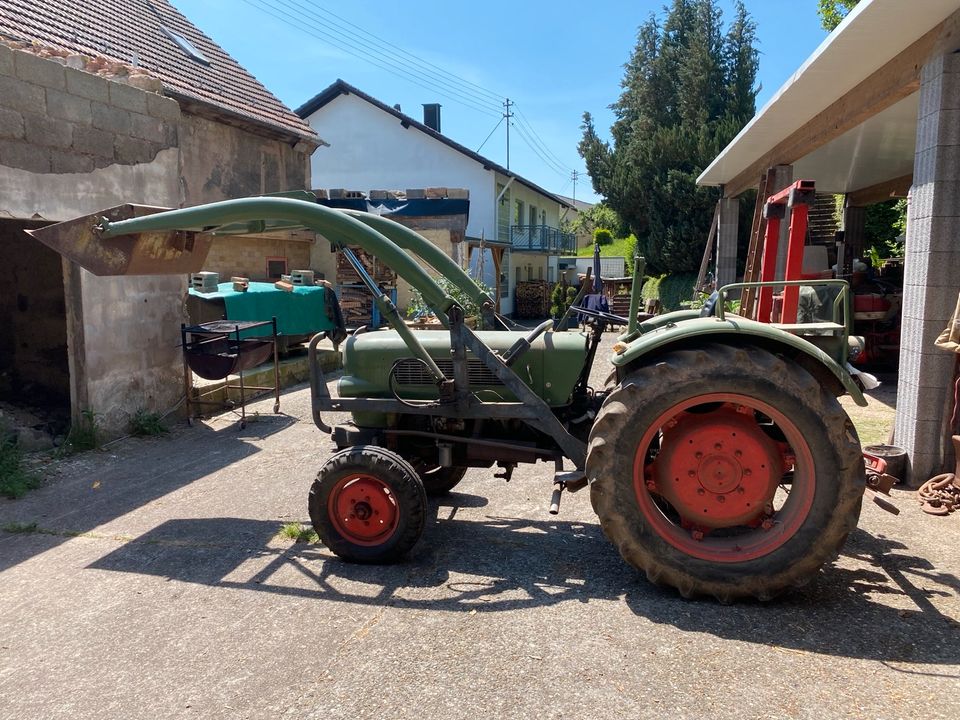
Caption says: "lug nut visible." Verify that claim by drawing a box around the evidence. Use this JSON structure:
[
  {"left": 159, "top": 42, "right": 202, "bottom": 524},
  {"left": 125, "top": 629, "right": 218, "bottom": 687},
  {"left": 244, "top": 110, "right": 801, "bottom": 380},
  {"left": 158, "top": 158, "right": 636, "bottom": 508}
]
[
  {"left": 734, "top": 450, "right": 742, "bottom": 458},
  {"left": 695, "top": 451, "right": 703, "bottom": 459},
  {"left": 646, "top": 480, "right": 657, "bottom": 491},
  {"left": 688, "top": 470, "right": 696, "bottom": 477},
  {"left": 697, "top": 488, "right": 705, "bottom": 496},
  {"left": 762, "top": 519, "right": 774, "bottom": 530},
  {"left": 691, "top": 530, "right": 704, "bottom": 541},
  {"left": 717, "top": 495, "right": 726, "bottom": 503},
  {"left": 714, "top": 442, "right": 723, "bottom": 450}
]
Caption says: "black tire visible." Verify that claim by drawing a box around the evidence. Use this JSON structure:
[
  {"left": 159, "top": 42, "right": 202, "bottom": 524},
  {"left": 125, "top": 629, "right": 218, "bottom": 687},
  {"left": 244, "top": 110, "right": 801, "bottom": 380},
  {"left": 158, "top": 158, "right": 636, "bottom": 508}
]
[
  {"left": 587, "top": 344, "right": 864, "bottom": 602},
  {"left": 416, "top": 465, "right": 468, "bottom": 496},
  {"left": 310, "top": 445, "right": 427, "bottom": 563}
]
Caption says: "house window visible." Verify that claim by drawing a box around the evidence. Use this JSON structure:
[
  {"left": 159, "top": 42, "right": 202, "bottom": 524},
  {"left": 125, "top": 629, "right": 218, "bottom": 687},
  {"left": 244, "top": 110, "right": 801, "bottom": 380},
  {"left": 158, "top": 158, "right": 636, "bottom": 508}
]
[
  {"left": 514, "top": 199, "right": 524, "bottom": 226},
  {"left": 529, "top": 205, "right": 537, "bottom": 227},
  {"left": 266, "top": 257, "right": 287, "bottom": 279}
]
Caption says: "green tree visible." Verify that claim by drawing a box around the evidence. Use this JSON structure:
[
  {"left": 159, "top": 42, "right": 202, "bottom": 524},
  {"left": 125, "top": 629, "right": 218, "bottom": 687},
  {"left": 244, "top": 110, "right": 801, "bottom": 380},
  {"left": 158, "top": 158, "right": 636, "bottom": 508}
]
[
  {"left": 579, "top": 0, "right": 758, "bottom": 274},
  {"left": 818, "top": 0, "right": 859, "bottom": 31},
  {"left": 568, "top": 202, "right": 626, "bottom": 238}
]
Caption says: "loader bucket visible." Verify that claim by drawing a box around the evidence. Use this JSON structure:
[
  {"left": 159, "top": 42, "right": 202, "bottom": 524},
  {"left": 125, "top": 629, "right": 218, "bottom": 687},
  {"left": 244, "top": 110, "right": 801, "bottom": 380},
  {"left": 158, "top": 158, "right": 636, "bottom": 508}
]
[{"left": 25, "top": 204, "right": 213, "bottom": 276}]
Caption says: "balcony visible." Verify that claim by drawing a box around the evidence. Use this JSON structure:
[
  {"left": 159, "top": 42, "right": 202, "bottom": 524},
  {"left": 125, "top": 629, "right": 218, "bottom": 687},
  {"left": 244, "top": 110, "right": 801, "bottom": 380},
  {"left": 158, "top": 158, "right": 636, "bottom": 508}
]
[{"left": 509, "top": 224, "right": 577, "bottom": 254}]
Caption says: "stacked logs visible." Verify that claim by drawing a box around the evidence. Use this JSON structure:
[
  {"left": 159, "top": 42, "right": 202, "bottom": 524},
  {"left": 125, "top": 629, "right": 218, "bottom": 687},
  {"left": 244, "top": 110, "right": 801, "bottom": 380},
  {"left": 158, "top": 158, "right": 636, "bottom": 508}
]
[
  {"left": 515, "top": 281, "right": 552, "bottom": 318},
  {"left": 336, "top": 247, "right": 398, "bottom": 327}
]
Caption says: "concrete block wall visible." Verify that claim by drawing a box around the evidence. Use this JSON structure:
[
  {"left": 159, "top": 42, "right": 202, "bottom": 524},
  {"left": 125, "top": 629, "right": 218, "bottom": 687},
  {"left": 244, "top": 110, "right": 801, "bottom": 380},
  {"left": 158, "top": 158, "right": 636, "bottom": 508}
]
[
  {"left": 895, "top": 51, "right": 960, "bottom": 484},
  {"left": 0, "top": 44, "right": 179, "bottom": 175},
  {"left": 204, "top": 234, "right": 312, "bottom": 281}
]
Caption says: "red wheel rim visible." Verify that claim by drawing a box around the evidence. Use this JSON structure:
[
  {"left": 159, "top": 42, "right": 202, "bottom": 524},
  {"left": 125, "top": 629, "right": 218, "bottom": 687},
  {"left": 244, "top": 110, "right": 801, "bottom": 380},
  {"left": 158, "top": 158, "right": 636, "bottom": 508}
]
[
  {"left": 327, "top": 474, "right": 400, "bottom": 546},
  {"left": 633, "top": 393, "right": 815, "bottom": 563}
]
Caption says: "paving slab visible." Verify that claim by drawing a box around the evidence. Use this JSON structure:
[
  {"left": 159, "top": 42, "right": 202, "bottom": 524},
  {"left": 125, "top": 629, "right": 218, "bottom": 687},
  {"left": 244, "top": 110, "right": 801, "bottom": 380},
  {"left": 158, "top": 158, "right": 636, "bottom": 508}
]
[{"left": 1, "top": 337, "right": 958, "bottom": 720}]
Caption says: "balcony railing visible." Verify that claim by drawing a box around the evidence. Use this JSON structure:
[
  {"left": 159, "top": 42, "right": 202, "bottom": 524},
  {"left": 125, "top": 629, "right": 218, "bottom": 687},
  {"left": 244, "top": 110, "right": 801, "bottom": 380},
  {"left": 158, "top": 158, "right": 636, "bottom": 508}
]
[{"left": 509, "top": 224, "right": 577, "bottom": 254}]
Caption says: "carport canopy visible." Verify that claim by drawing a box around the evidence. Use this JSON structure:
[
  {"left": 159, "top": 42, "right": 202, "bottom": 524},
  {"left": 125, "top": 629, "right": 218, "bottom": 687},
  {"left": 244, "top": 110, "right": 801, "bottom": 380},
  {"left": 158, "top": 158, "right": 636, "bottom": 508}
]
[{"left": 697, "top": 0, "right": 960, "bottom": 202}]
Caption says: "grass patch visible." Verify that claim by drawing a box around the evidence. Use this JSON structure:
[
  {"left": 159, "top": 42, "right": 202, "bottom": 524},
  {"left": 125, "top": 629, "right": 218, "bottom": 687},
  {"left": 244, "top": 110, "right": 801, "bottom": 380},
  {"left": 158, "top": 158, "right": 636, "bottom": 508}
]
[
  {"left": 60, "top": 409, "right": 100, "bottom": 455},
  {"left": 130, "top": 409, "right": 168, "bottom": 437},
  {"left": 576, "top": 235, "right": 637, "bottom": 271},
  {"left": 2, "top": 521, "right": 38, "bottom": 533},
  {"left": 278, "top": 521, "right": 318, "bottom": 543},
  {"left": 0, "top": 437, "right": 41, "bottom": 499}
]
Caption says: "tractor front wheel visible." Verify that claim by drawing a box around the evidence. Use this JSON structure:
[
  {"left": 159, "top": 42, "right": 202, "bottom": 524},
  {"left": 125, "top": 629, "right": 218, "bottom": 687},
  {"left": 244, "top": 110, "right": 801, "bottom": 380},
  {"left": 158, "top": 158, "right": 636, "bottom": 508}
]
[
  {"left": 587, "top": 344, "right": 864, "bottom": 601},
  {"left": 310, "top": 445, "right": 427, "bottom": 563}
]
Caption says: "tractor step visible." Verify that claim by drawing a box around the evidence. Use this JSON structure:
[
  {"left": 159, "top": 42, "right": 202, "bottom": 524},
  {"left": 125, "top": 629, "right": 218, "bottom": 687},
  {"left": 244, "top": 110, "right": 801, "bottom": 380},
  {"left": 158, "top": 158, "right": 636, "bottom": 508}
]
[{"left": 554, "top": 470, "right": 587, "bottom": 493}]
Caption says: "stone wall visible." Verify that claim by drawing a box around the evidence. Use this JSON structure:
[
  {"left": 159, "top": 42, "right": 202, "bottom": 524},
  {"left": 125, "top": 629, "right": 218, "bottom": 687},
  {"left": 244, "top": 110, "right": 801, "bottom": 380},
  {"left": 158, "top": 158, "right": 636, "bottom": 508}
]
[
  {"left": 0, "top": 43, "right": 314, "bottom": 437},
  {"left": 0, "top": 44, "right": 178, "bottom": 177}
]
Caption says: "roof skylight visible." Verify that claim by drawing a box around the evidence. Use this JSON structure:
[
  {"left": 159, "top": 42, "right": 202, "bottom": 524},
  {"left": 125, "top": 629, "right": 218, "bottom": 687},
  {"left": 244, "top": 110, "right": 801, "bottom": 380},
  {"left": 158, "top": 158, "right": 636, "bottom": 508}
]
[{"left": 161, "top": 26, "right": 209, "bottom": 65}]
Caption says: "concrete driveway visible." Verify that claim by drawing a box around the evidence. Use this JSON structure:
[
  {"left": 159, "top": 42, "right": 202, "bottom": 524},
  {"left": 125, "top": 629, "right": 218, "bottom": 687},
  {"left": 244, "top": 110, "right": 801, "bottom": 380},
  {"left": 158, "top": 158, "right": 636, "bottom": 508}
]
[{"left": 1, "top": 352, "right": 959, "bottom": 719}]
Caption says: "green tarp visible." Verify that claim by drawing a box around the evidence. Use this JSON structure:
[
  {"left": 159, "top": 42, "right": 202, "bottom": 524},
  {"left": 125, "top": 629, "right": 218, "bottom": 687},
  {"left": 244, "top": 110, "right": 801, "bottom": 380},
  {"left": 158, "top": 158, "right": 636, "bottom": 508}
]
[{"left": 189, "top": 282, "right": 335, "bottom": 337}]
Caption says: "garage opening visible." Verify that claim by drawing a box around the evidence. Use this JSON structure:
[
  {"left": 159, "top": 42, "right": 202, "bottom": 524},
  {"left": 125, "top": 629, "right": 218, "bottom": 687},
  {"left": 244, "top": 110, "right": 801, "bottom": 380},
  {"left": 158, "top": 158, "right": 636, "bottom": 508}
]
[{"left": 0, "top": 219, "right": 71, "bottom": 447}]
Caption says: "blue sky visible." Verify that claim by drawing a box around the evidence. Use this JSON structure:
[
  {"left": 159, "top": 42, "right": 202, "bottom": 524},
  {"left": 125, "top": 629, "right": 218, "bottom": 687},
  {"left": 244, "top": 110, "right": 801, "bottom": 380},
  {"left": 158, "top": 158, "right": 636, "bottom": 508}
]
[{"left": 172, "top": 1, "right": 830, "bottom": 204}]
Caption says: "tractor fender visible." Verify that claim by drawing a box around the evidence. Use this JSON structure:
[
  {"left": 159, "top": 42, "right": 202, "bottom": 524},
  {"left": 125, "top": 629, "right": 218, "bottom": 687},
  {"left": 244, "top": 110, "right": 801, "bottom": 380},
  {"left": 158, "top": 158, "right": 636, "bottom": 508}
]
[{"left": 612, "top": 315, "right": 867, "bottom": 406}]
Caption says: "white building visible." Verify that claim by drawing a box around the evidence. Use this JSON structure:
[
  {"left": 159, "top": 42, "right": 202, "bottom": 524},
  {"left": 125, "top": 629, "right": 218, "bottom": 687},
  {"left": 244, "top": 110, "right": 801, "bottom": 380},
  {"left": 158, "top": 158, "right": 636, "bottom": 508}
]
[{"left": 296, "top": 80, "right": 575, "bottom": 315}]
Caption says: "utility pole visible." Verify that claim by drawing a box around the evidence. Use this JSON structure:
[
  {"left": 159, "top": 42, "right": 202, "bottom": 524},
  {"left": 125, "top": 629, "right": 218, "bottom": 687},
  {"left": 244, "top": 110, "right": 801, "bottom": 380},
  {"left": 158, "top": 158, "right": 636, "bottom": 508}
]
[
  {"left": 571, "top": 170, "right": 579, "bottom": 205},
  {"left": 503, "top": 98, "right": 513, "bottom": 170}
]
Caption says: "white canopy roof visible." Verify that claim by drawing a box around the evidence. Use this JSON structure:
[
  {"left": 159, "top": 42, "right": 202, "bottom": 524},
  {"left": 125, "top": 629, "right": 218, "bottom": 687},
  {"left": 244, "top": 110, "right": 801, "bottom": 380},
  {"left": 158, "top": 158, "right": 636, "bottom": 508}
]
[{"left": 698, "top": 0, "right": 960, "bottom": 195}]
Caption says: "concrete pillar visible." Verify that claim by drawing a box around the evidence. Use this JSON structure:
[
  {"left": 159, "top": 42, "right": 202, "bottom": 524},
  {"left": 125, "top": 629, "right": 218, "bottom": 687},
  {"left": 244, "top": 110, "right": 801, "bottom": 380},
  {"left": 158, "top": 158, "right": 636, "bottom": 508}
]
[
  {"left": 716, "top": 197, "right": 739, "bottom": 288},
  {"left": 771, "top": 164, "right": 793, "bottom": 279},
  {"left": 895, "top": 52, "right": 960, "bottom": 485}
]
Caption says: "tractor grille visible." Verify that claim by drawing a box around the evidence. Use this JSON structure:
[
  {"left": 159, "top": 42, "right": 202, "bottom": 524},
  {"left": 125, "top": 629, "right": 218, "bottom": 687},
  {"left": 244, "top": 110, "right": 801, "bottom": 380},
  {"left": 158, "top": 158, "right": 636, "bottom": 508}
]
[{"left": 392, "top": 358, "right": 505, "bottom": 386}]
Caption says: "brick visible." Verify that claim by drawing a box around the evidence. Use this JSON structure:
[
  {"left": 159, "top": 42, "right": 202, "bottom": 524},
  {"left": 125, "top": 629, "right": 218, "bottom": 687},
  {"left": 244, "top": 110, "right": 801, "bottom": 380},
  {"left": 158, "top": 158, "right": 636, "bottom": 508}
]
[
  {"left": 92, "top": 102, "right": 131, "bottom": 134},
  {"left": 45, "top": 88, "right": 92, "bottom": 124},
  {"left": 129, "top": 112, "right": 168, "bottom": 144},
  {"left": 23, "top": 112, "right": 73, "bottom": 149},
  {"left": 0, "top": 75, "right": 46, "bottom": 113},
  {"left": 71, "top": 124, "right": 115, "bottom": 158},
  {"left": 50, "top": 150, "right": 94, "bottom": 174},
  {"left": 114, "top": 135, "right": 158, "bottom": 164},
  {"left": 64, "top": 67, "right": 109, "bottom": 102},
  {"left": 0, "top": 108, "right": 24, "bottom": 140},
  {"left": 13, "top": 50, "right": 65, "bottom": 90},
  {"left": 108, "top": 80, "right": 148, "bottom": 113},
  {"left": 0, "top": 139, "right": 51, "bottom": 173},
  {"left": 146, "top": 92, "right": 181, "bottom": 124}
]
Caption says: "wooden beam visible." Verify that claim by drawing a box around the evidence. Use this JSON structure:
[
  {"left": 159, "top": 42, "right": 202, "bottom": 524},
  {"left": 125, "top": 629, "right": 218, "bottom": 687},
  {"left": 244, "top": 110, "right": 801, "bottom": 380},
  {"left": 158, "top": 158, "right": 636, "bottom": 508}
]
[
  {"left": 725, "top": 25, "right": 942, "bottom": 198},
  {"left": 846, "top": 173, "right": 913, "bottom": 206}
]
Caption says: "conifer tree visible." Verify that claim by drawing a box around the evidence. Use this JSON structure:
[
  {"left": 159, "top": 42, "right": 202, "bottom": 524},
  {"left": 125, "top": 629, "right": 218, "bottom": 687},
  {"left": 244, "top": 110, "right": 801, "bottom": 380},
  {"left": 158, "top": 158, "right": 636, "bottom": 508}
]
[{"left": 579, "top": 0, "right": 758, "bottom": 274}]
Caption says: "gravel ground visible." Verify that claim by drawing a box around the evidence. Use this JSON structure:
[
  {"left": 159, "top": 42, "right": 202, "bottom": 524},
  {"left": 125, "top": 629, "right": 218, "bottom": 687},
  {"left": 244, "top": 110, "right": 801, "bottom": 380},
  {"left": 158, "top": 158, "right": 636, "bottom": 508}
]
[{"left": 0, "top": 330, "right": 957, "bottom": 720}]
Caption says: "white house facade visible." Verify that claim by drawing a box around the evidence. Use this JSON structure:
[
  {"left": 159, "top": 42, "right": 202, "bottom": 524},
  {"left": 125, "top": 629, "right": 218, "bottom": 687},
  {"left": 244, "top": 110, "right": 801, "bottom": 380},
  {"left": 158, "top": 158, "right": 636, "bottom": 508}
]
[{"left": 296, "top": 80, "right": 575, "bottom": 315}]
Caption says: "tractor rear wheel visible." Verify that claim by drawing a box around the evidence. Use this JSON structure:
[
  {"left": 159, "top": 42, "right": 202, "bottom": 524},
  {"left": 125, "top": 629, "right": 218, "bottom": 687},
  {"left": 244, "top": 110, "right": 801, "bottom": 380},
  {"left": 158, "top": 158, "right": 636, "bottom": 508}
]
[
  {"left": 587, "top": 344, "right": 864, "bottom": 601},
  {"left": 310, "top": 445, "right": 427, "bottom": 563}
]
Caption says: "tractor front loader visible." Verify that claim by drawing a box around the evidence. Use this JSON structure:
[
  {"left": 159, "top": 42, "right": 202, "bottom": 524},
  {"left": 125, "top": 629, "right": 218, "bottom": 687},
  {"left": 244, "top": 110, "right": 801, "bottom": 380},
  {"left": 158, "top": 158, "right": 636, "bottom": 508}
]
[{"left": 31, "top": 193, "right": 869, "bottom": 602}]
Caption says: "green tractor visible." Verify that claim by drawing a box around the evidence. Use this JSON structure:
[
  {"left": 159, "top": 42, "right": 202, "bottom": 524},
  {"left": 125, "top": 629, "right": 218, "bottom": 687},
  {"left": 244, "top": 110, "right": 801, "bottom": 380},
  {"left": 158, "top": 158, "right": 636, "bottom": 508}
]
[{"left": 32, "top": 194, "right": 868, "bottom": 602}]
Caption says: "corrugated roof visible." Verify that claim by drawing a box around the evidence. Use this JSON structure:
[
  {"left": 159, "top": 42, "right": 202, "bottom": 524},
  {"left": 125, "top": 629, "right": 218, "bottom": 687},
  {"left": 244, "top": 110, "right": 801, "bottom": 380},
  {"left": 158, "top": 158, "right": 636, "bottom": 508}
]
[
  {"left": 297, "top": 79, "right": 573, "bottom": 209},
  {"left": 697, "top": 0, "right": 960, "bottom": 191},
  {"left": 0, "top": 0, "right": 316, "bottom": 142}
]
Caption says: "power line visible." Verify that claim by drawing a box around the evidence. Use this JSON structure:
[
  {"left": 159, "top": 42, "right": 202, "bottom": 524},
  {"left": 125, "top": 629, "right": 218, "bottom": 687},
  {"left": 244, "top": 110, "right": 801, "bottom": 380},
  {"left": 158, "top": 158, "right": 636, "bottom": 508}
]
[
  {"left": 512, "top": 122, "right": 569, "bottom": 176},
  {"left": 283, "top": 0, "right": 505, "bottom": 105},
  {"left": 242, "top": 0, "right": 501, "bottom": 117},
  {"left": 476, "top": 116, "right": 504, "bottom": 153},
  {"left": 272, "top": 0, "right": 503, "bottom": 112},
  {"left": 513, "top": 105, "right": 573, "bottom": 173}
]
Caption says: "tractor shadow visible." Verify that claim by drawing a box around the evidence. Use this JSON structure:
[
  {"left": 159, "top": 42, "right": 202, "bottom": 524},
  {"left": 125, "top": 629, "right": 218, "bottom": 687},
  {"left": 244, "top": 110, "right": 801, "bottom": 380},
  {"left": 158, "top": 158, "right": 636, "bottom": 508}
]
[{"left": 87, "top": 492, "right": 960, "bottom": 666}]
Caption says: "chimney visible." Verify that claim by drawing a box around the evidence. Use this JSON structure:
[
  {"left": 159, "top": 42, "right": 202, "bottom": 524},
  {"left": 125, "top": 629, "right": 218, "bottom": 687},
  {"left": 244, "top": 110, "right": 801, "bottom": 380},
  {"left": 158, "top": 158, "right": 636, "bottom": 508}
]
[{"left": 423, "top": 103, "right": 441, "bottom": 133}]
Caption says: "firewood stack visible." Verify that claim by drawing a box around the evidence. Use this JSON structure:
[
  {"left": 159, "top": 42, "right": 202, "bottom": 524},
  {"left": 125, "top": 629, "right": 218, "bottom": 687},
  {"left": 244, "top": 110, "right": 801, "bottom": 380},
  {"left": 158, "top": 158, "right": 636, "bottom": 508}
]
[
  {"left": 336, "top": 247, "right": 398, "bottom": 327},
  {"left": 515, "top": 281, "right": 552, "bottom": 318}
]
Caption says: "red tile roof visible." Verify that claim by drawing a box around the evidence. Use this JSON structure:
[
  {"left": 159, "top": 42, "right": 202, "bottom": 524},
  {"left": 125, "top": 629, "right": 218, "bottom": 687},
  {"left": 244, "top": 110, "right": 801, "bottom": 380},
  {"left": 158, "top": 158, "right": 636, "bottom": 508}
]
[{"left": 0, "top": 0, "right": 316, "bottom": 142}]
